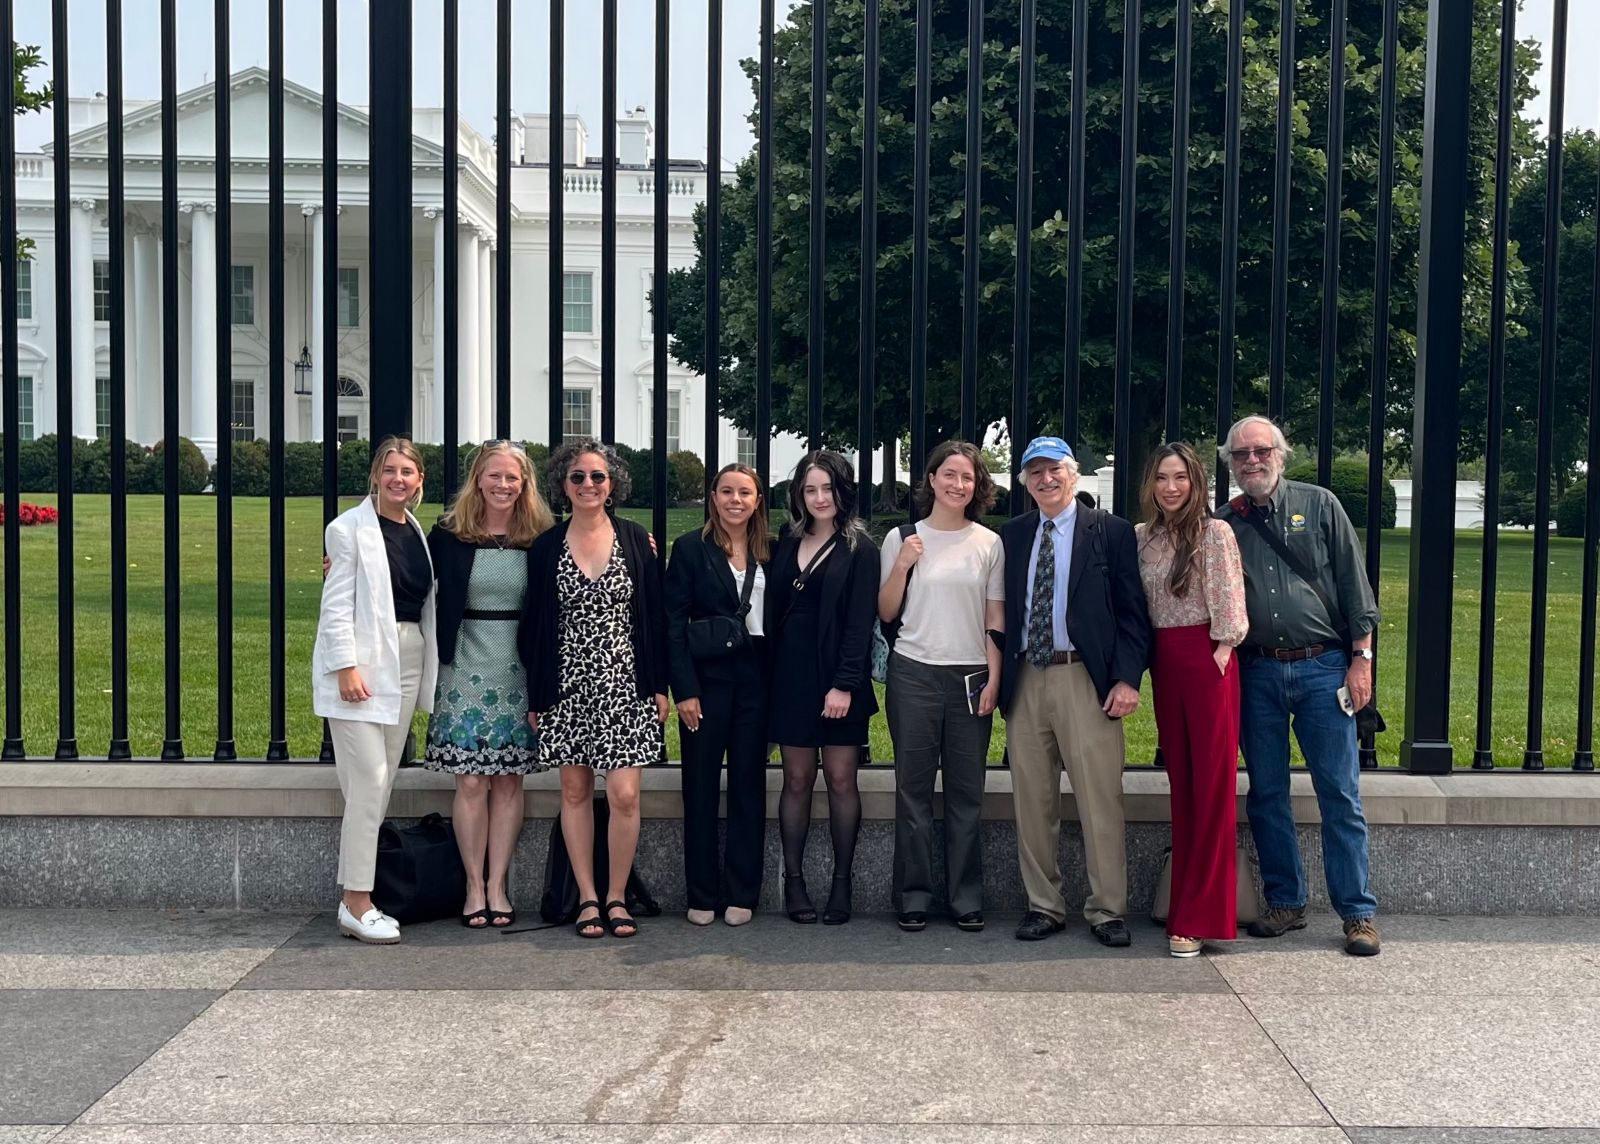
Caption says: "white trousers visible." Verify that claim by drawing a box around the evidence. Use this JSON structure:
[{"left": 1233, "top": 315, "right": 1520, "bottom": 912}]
[{"left": 329, "top": 622, "right": 427, "bottom": 891}]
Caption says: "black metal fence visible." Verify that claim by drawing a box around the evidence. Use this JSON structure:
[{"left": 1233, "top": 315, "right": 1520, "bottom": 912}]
[{"left": 1, "top": 0, "right": 1597, "bottom": 774}]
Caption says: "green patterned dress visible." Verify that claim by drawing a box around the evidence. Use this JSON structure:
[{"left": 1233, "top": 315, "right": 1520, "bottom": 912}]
[{"left": 423, "top": 543, "right": 541, "bottom": 775}]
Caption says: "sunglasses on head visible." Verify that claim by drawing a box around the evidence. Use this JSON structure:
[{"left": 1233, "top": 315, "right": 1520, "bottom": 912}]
[{"left": 567, "top": 470, "right": 610, "bottom": 485}]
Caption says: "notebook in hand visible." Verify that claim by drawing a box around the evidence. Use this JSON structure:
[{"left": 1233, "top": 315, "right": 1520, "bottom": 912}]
[{"left": 964, "top": 668, "right": 990, "bottom": 716}]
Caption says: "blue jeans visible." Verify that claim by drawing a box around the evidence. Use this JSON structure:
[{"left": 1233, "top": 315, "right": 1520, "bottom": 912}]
[{"left": 1238, "top": 648, "right": 1377, "bottom": 921}]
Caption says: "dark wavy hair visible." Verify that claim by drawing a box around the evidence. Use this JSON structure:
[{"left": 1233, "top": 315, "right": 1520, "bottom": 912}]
[
  {"left": 786, "top": 450, "right": 868, "bottom": 549},
  {"left": 546, "top": 438, "right": 632, "bottom": 511},
  {"left": 1139, "top": 441, "right": 1210, "bottom": 598},
  {"left": 912, "top": 440, "right": 998, "bottom": 521}
]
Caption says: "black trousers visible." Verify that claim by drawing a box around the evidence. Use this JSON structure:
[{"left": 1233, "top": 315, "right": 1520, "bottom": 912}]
[{"left": 680, "top": 649, "right": 769, "bottom": 910}]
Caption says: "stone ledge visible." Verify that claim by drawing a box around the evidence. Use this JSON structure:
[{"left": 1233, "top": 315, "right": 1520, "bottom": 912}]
[{"left": 2, "top": 762, "right": 1596, "bottom": 827}]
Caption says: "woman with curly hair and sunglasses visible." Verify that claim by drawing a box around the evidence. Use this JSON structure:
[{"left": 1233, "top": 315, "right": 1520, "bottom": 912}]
[
  {"left": 519, "top": 438, "right": 668, "bottom": 940},
  {"left": 422, "top": 441, "right": 555, "bottom": 929}
]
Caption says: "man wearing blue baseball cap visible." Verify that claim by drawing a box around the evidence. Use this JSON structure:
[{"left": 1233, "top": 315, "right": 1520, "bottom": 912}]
[{"left": 997, "top": 436, "right": 1152, "bottom": 946}]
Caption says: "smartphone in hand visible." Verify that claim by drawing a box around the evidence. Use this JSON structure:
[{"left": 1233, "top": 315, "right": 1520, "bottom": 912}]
[{"left": 1336, "top": 685, "right": 1356, "bottom": 716}]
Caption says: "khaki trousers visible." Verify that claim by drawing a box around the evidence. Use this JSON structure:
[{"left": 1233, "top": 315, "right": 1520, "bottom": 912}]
[
  {"left": 329, "top": 622, "right": 427, "bottom": 891},
  {"left": 1008, "top": 659, "right": 1127, "bottom": 924}
]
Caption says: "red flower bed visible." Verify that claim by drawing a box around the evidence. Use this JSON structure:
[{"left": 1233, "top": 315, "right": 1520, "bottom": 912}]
[{"left": 0, "top": 502, "right": 59, "bottom": 526}]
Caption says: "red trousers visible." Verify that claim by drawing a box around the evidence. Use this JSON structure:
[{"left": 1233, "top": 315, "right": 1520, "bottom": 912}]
[{"left": 1152, "top": 623, "right": 1240, "bottom": 940}]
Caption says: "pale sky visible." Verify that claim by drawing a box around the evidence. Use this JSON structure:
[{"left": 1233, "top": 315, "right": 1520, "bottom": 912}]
[{"left": 13, "top": 0, "right": 1600, "bottom": 160}]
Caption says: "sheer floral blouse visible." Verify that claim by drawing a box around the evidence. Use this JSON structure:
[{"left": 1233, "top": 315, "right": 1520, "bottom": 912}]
[{"left": 1134, "top": 518, "right": 1249, "bottom": 645}]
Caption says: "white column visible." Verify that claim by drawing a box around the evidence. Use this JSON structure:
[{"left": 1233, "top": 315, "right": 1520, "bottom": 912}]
[
  {"left": 477, "top": 234, "right": 492, "bottom": 441},
  {"left": 183, "top": 202, "right": 218, "bottom": 460},
  {"left": 303, "top": 204, "right": 325, "bottom": 443},
  {"left": 427, "top": 208, "right": 446, "bottom": 444},
  {"left": 70, "top": 199, "right": 98, "bottom": 441},
  {"left": 132, "top": 228, "right": 163, "bottom": 444},
  {"left": 456, "top": 224, "right": 480, "bottom": 446}
]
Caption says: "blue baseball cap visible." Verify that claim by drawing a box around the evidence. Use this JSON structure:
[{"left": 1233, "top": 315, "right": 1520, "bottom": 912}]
[{"left": 1019, "top": 436, "right": 1074, "bottom": 467}]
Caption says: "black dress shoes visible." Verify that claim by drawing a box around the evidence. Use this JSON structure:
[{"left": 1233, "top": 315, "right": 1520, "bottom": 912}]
[
  {"left": 1014, "top": 911, "right": 1066, "bottom": 941},
  {"left": 954, "top": 912, "right": 985, "bottom": 932},
  {"left": 1091, "top": 918, "right": 1132, "bottom": 947},
  {"left": 897, "top": 911, "right": 928, "bottom": 932}
]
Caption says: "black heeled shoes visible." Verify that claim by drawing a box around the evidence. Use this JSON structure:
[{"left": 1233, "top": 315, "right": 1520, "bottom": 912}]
[
  {"left": 784, "top": 872, "right": 818, "bottom": 924},
  {"left": 822, "top": 874, "right": 853, "bottom": 926}
]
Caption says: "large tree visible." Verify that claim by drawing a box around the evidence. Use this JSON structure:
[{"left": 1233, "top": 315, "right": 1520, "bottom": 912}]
[{"left": 666, "top": 0, "right": 1540, "bottom": 502}]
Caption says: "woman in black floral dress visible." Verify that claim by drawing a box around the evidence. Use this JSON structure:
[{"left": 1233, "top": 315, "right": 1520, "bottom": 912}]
[{"left": 520, "top": 439, "right": 668, "bottom": 939}]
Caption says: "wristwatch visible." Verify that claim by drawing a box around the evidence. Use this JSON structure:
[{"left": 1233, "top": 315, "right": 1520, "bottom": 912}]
[{"left": 1351, "top": 648, "right": 1374, "bottom": 661}]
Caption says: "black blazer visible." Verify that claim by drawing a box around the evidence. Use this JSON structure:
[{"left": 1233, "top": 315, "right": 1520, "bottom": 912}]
[
  {"left": 428, "top": 525, "right": 531, "bottom": 665},
  {"left": 997, "top": 507, "right": 1152, "bottom": 714},
  {"left": 518, "top": 516, "right": 668, "bottom": 713},
  {"left": 664, "top": 529, "right": 770, "bottom": 701},
  {"left": 763, "top": 529, "right": 881, "bottom": 716}
]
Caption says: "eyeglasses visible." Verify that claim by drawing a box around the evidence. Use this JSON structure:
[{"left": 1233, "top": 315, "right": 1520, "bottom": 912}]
[
  {"left": 567, "top": 470, "right": 610, "bottom": 486},
  {"left": 1228, "top": 447, "right": 1278, "bottom": 462}
]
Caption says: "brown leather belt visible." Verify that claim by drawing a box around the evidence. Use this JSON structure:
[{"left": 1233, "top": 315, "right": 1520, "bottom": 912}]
[
  {"left": 1247, "top": 643, "right": 1327, "bottom": 662},
  {"left": 1049, "top": 650, "right": 1082, "bottom": 665}
]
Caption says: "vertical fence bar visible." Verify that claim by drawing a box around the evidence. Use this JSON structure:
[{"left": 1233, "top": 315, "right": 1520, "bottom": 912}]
[
  {"left": 703, "top": 0, "right": 721, "bottom": 502},
  {"left": 858, "top": 0, "right": 878, "bottom": 518},
  {"left": 910, "top": 0, "right": 931, "bottom": 489},
  {"left": 369, "top": 0, "right": 413, "bottom": 443},
  {"left": 1578, "top": 155, "right": 1600, "bottom": 771},
  {"left": 1214, "top": 0, "right": 1243, "bottom": 509},
  {"left": 0, "top": 0, "right": 21, "bottom": 759},
  {"left": 1111, "top": 0, "right": 1139, "bottom": 517},
  {"left": 1163, "top": 0, "right": 1190, "bottom": 445},
  {"left": 266, "top": 0, "right": 289, "bottom": 760},
  {"left": 1268, "top": 0, "right": 1294, "bottom": 421},
  {"left": 546, "top": 0, "right": 561, "bottom": 457},
  {"left": 1010, "top": 0, "right": 1036, "bottom": 485},
  {"left": 960, "top": 0, "right": 982, "bottom": 446},
  {"left": 1526, "top": 0, "right": 1568, "bottom": 771},
  {"left": 1063, "top": 0, "right": 1087, "bottom": 455},
  {"left": 106, "top": 0, "right": 130, "bottom": 758},
  {"left": 159, "top": 0, "right": 183, "bottom": 760},
  {"left": 444, "top": 0, "right": 460, "bottom": 488},
  {"left": 1360, "top": 0, "right": 1397, "bottom": 770},
  {"left": 496, "top": 0, "right": 511, "bottom": 439},
  {"left": 51, "top": 0, "right": 78, "bottom": 759},
  {"left": 1474, "top": 0, "right": 1516, "bottom": 769},
  {"left": 213, "top": 0, "right": 235, "bottom": 760},
  {"left": 601, "top": 0, "right": 618, "bottom": 443},
  {"left": 318, "top": 0, "right": 338, "bottom": 764},
  {"left": 807, "top": 0, "right": 825, "bottom": 450},
  {"left": 1401, "top": 0, "right": 1471, "bottom": 776},
  {"left": 755, "top": 0, "right": 773, "bottom": 487},
  {"left": 1316, "top": 0, "right": 1347, "bottom": 486},
  {"left": 653, "top": 0, "right": 670, "bottom": 550}
]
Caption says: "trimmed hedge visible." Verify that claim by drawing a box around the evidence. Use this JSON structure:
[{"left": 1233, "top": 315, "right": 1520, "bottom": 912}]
[
  {"left": 1284, "top": 458, "right": 1397, "bottom": 530},
  {"left": 0, "top": 435, "right": 209, "bottom": 494}
]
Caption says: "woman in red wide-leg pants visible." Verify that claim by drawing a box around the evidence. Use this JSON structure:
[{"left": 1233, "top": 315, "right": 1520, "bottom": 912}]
[{"left": 1137, "top": 443, "right": 1249, "bottom": 957}]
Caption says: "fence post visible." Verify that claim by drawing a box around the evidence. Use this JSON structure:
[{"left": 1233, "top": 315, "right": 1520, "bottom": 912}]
[
  {"left": 1401, "top": 0, "right": 1472, "bottom": 775},
  {"left": 369, "top": 0, "right": 414, "bottom": 442}
]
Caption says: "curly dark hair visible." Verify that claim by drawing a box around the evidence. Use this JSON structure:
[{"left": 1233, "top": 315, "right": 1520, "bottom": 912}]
[
  {"left": 912, "top": 440, "right": 998, "bottom": 521},
  {"left": 546, "top": 438, "right": 632, "bottom": 511}
]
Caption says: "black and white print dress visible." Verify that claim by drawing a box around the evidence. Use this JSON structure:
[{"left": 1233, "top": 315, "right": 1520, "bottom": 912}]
[{"left": 535, "top": 537, "right": 662, "bottom": 771}]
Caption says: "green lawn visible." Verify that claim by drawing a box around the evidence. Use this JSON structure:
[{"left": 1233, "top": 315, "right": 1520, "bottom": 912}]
[{"left": 0, "top": 495, "right": 1594, "bottom": 768}]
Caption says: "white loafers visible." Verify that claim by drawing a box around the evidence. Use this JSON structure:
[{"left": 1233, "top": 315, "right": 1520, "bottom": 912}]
[
  {"left": 723, "top": 907, "right": 753, "bottom": 927},
  {"left": 338, "top": 902, "right": 401, "bottom": 944}
]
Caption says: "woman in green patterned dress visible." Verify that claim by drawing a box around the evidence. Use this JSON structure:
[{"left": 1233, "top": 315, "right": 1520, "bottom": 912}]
[{"left": 423, "top": 442, "right": 555, "bottom": 928}]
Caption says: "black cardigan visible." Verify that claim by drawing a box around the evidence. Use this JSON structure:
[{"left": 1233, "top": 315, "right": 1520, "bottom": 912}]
[
  {"left": 518, "top": 516, "right": 668, "bottom": 712},
  {"left": 428, "top": 524, "right": 533, "bottom": 665},
  {"left": 763, "top": 529, "right": 880, "bottom": 716},
  {"left": 663, "top": 528, "right": 771, "bottom": 702}
]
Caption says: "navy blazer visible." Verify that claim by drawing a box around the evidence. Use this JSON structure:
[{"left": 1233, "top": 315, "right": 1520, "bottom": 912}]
[
  {"left": 428, "top": 524, "right": 532, "bottom": 665},
  {"left": 664, "top": 528, "right": 771, "bottom": 701},
  {"left": 763, "top": 529, "right": 880, "bottom": 717},
  {"left": 518, "top": 516, "right": 668, "bottom": 712},
  {"left": 997, "top": 507, "right": 1152, "bottom": 714}
]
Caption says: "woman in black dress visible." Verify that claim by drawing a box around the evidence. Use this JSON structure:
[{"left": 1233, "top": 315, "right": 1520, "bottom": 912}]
[{"left": 765, "top": 450, "right": 879, "bottom": 925}]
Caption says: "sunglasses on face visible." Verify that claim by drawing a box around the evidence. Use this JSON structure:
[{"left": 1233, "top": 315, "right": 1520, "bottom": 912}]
[
  {"left": 1229, "top": 447, "right": 1277, "bottom": 462},
  {"left": 567, "top": 470, "right": 610, "bottom": 486}
]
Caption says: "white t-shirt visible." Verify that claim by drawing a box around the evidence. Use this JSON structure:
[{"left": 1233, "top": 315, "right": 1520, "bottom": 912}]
[
  {"left": 879, "top": 520, "right": 1005, "bottom": 666},
  {"left": 731, "top": 563, "right": 766, "bottom": 637}
]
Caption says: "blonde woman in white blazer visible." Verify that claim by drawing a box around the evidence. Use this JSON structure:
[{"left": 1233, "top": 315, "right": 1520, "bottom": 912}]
[{"left": 313, "top": 436, "right": 439, "bottom": 943}]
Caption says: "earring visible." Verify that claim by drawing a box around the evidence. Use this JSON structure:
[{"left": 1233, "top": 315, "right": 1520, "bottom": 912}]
[{"left": 604, "top": 496, "right": 614, "bottom": 508}]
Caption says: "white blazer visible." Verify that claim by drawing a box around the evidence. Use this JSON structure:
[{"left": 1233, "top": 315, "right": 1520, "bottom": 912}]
[{"left": 312, "top": 496, "right": 439, "bottom": 724}]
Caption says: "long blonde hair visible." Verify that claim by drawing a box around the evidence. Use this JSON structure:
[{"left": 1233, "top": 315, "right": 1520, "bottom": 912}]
[
  {"left": 702, "top": 463, "right": 772, "bottom": 563},
  {"left": 368, "top": 436, "right": 427, "bottom": 512},
  {"left": 439, "top": 441, "right": 554, "bottom": 546}
]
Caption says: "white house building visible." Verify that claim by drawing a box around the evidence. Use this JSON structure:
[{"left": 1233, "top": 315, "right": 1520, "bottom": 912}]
[{"left": 10, "top": 68, "right": 814, "bottom": 481}]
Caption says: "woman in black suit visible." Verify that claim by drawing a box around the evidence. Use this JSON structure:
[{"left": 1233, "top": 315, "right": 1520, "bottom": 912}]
[
  {"left": 765, "top": 450, "right": 880, "bottom": 926},
  {"left": 519, "top": 438, "right": 669, "bottom": 940},
  {"left": 665, "top": 463, "right": 772, "bottom": 928}
]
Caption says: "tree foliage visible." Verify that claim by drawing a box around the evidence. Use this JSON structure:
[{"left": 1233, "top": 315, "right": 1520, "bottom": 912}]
[{"left": 13, "top": 43, "right": 52, "bottom": 261}]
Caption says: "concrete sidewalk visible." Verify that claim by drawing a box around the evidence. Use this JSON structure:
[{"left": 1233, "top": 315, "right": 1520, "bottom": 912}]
[{"left": 2, "top": 909, "right": 1599, "bottom": 1142}]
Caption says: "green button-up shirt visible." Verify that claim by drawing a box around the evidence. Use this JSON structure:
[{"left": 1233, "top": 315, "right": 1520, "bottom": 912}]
[{"left": 1220, "top": 478, "right": 1379, "bottom": 651}]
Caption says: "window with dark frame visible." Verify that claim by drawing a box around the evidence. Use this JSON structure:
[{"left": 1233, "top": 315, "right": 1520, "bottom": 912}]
[
  {"left": 231, "top": 380, "right": 255, "bottom": 442},
  {"left": 337, "top": 267, "right": 360, "bottom": 328},
  {"left": 93, "top": 260, "right": 112, "bottom": 322},
  {"left": 231, "top": 265, "right": 255, "bottom": 325},
  {"left": 562, "top": 387, "right": 592, "bottom": 441}
]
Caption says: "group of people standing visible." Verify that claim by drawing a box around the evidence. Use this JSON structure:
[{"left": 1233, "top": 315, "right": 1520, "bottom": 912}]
[{"left": 313, "top": 413, "right": 1383, "bottom": 959}]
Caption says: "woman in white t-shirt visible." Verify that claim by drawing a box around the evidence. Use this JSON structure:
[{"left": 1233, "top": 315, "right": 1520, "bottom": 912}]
[{"left": 878, "top": 440, "right": 1005, "bottom": 933}]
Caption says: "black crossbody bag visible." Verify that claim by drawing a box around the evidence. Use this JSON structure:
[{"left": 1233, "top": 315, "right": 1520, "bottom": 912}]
[
  {"left": 685, "top": 552, "right": 759, "bottom": 662},
  {"left": 1241, "top": 510, "right": 1386, "bottom": 739}
]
